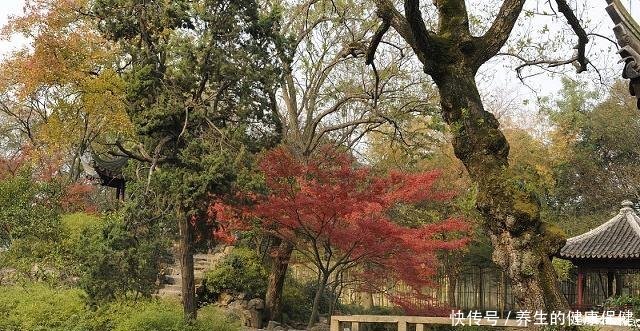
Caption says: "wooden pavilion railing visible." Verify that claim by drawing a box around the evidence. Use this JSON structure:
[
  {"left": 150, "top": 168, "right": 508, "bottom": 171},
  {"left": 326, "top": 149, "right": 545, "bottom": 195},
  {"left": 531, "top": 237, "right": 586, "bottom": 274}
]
[
  {"left": 330, "top": 315, "right": 633, "bottom": 330},
  {"left": 330, "top": 315, "right": 522, "bottom": 330}
]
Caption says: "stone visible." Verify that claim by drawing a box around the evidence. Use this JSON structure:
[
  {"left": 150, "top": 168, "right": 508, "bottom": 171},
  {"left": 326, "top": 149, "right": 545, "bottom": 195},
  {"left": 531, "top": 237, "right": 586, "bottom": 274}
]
[
  {"left": 309, "top": 322, "right": 329, "bottom": 331},
  {"left": 217, "top": 292, "right": 234, "bottom": 305},
  {"left": 248, "top": 307, "right": 262, "bottom": 328},
  {"left": 267, "top": 320, "right": 281, "bottom": 330},
  {"left": 248, "top": 298, "right": 264, "bottom": 310}
]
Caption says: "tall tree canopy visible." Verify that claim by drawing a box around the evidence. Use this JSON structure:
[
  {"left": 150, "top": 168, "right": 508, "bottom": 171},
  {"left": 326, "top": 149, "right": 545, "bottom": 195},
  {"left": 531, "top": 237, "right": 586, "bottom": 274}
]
[
  {"left": 0, "top": 0, "right": 131, "bottom": 180},
  {"left": 259, "top": 0, "right": 438, "bottom": 320},
  {"left": 91, "top": 0, "right": 286, "bottom": 320},
  {"left": 546, "top": 79, "right": 640, "bottom": 234}
]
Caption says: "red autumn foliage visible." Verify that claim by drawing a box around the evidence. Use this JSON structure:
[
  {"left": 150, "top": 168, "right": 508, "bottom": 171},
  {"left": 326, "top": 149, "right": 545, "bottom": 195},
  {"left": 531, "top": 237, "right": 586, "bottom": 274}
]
[
  {"left": 60, "top": 181, "right": 97, "bottom": 213},
  {"left": 0, "top": 147, "right": 30, "bottom": 180},
  {"left": 211, "top": 146, "right": 470, "bottom": 314}
]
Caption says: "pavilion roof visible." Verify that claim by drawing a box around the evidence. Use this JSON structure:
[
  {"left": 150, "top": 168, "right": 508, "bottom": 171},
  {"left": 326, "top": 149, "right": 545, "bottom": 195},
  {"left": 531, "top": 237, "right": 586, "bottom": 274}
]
[
  {"left": 559, "top": 200, "right": 640, "bottom": 260},
  {"left": 92, "top": 153, "right": 128, "bottom": 180}
]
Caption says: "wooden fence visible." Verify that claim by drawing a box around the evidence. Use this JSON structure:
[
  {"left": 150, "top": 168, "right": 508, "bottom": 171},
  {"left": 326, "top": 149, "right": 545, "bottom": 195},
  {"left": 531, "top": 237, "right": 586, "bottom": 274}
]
[
  {"left": 329, "top": 315, "right": 632, "bottom": 331},
  {"left": 329, "top": 315, "right": 523, "bottom": 331},
  {"left": 336, "top": 266, "right": 640, "bottom": 312}
]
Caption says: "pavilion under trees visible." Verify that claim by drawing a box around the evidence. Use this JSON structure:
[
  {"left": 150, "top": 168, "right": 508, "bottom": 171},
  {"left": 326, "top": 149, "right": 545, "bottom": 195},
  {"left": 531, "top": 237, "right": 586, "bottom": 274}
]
[
  {"left": 558, "top": 200, "right": 640, "bottom": 308},
  {"left": 81, "top": 153, "right": 128, "bottom": 200}
]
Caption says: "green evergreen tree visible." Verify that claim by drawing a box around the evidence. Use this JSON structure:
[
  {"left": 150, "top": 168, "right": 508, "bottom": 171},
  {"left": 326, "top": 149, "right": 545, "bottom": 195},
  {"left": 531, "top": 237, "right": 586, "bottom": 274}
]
[{"left": 92, "top": 0, "right": 287, "bottom": 320}]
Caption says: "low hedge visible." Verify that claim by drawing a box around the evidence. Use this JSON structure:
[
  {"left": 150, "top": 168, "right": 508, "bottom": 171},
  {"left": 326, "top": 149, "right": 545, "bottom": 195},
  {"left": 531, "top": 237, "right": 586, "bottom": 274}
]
[{"left": 0, "top": 284, "right": 239, "bottom": 331}]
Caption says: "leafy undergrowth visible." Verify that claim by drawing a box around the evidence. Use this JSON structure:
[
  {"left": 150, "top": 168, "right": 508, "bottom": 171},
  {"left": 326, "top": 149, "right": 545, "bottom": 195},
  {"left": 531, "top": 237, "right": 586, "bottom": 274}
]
[{"left": 0, "top": 284, "right": 239, "bottom": 331}]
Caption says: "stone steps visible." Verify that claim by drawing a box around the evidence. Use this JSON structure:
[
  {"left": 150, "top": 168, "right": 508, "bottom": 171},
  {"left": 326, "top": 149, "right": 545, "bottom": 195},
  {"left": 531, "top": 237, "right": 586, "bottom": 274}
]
[{"left": 157, "top": 246, "right": 233, "bottom": 297}]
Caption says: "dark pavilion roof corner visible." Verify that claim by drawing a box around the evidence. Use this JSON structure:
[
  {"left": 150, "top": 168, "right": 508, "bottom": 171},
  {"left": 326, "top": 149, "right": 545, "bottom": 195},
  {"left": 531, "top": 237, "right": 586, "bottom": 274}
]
[
  {"left": 558, "top": 200, "right": 640, "bottom": 260},
  {"left": 90, "top": 153, "right": 128, "bottom": 180},
  {"left": 606, "top": 0, "right": 640, "bottom": 109},
  {"left": 80, "top": 152, "right": 128, "bottom": 184}
]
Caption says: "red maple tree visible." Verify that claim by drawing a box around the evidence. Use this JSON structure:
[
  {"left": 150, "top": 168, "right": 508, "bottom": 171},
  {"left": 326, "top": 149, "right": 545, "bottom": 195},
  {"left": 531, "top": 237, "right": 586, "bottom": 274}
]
[{"left": 212, "top": 146, "right": 469, "bottom": 323}]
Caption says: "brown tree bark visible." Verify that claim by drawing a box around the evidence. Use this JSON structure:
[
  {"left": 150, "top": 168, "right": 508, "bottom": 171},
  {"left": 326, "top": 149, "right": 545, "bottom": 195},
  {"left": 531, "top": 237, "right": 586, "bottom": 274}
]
[
  {"left": 265, "top": 239, "right": 293, "bottom": 322},
  {"left": 369, "top": 0, "right": 579, "bottom": 313},
  {"left": 178, "top": 212, "right": 197, "bottom": 321},
  {"left": 308, "top": 272, "right": 330, "bottom": 328},
  {"left": 433, "top": 69, "right": 569, "bottom": 312}
]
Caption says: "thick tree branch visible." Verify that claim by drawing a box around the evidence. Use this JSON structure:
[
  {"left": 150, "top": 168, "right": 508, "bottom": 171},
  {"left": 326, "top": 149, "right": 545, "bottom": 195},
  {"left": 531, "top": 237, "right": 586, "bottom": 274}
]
[
  {"left": 404, "top": 0, "right": 431, "bottom": 54},
  {"left": 555, "top": 0, "right": 589, "bottom": 73},
  {"left": 366, "top": 19, "right": 390, "bottom": 65},
  {"left": 372, "top": 0, "right": 418, "bottom": 51},
  {"left": 475, "top": 0, "right": 526, "bottom": 67},
  {"left": 433, "top": 0, "right": 470, "bottom": 38}
]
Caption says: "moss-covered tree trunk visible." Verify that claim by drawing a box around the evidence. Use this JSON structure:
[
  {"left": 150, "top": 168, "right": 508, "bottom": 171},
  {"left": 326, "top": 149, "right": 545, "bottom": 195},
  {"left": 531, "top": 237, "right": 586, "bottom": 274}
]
[
  {"left": 432, "top": 69, "right": 568, "bottom": 311},
  {"left": 370, "top": 0, "right": 579, "bottom": 313}
]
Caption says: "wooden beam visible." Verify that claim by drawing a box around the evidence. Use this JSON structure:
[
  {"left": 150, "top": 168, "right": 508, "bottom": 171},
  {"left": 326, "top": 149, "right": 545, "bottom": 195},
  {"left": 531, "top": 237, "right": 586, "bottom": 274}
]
[{"left": 577, "top": 270, "right": 584, "bottom": 308}]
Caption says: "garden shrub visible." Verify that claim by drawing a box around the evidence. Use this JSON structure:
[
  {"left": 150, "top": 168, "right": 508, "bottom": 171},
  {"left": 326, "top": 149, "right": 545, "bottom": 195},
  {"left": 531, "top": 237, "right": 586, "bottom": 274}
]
[
  {"left": 606, "top": 295, "right": 640, "bottom": 328},
  {"left": 282, "top": 275, "right": 334, "bottom": 324},
  {"left": 96, "top": 300, "right": 240, "bottom": 331},
  {"left": 109, "top": 300, "right": 188, "bottom": 331},
  {"left": 203, "top": 247, "right": 268, "bottom": 298},
  {"left": 338, "top": 303, "right": 403, "bottom": 316},
  {"left": 197, "top": 304, "right": 242, "bottom": 331},
  {"left": 75, "top": 212, "right": 172, "bottom": 306},
  {"left": 0, "top": 284, "right": 240, "bottom": 331},
  {"left": 0, "top": 284, "right": 85, "bottom": 331},
  {"left": 0, "top": 172, "right": 66, "bottom": 280},
  {"left": 62, "top": 213, "right": 102, "bottom": 239}
]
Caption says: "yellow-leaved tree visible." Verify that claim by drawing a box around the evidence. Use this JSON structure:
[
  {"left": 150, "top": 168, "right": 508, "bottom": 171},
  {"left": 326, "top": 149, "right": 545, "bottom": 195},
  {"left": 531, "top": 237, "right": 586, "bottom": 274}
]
[{"left": 0, "top": 0, "right": 131, "bottom": 179}]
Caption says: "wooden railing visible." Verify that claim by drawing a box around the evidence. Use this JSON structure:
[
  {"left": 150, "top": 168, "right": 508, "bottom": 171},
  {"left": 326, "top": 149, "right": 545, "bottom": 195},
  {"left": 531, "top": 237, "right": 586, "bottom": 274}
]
[
  {"left": 330, "top": 315, "right": 522, "bottom": 330},
  {"left": 330, "top": 315, "right": 632, "bottom": 331}
]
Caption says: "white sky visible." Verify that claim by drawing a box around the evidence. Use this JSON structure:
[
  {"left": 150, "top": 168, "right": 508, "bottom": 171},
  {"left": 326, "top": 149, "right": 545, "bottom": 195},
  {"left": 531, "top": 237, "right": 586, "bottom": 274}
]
[
  {"left": 0, "top": 0, "right": 26, "bottom": 59},
  {"left": 0, "top": 0, "right": 637, "bottom": 132}
]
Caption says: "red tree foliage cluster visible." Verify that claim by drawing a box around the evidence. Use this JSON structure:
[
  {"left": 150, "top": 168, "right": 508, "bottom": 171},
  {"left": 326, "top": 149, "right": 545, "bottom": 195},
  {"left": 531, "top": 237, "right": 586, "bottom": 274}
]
[
  {"left": 211, "top": 146, "right": 470, "bottom": 314},
  {"left": 60, "top": 181, "right": 97, "bottom": 213}
]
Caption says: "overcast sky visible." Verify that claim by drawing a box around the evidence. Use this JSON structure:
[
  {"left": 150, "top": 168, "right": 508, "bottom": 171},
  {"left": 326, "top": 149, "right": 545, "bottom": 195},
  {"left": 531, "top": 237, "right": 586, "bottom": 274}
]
[
  {"left": 0, "top": 0, "right": 26, "bottom": 59},
  {"left": 0, "top": 0, "right": 636, "bottom": 132}
]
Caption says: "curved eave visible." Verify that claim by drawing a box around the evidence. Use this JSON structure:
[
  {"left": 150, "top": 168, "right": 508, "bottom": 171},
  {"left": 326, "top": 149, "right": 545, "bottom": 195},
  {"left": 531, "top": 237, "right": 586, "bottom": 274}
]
[{"left": 558, "top": 206, "right": 640, "bottom": 261}]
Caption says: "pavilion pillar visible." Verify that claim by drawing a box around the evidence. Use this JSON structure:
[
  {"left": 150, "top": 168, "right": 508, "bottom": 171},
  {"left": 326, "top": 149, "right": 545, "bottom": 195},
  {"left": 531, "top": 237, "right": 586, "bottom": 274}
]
[
  {"left": 577, "top": 270, "right": 584, "bottom": 308},
  {"left": 607, "top": 271, "right": 615, "bottom": 297},
  {"left": 615, "top": 273, "right": 623, "bottom": 296}
]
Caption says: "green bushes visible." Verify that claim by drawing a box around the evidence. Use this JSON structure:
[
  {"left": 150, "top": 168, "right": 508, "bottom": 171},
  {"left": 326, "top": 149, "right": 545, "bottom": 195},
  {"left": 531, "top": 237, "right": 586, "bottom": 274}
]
[
  {"left": 0, "top": 284, "right": 240, "bottom": 331},
  {"left": 75, "top": 212, "right": 172, "bottom": 306},
  {"left": 203, "top": 247, "right": 267, "bottom": 298},
  {"left": 0, "top": 173, "right": 66, "bottom": 279},
  {"left": 338, "top": 304, "right": 403, "bottom": 316},
  {"left": 606, "top": 295, "right": 640, "bottom": 325},
  {"left": 0, "top": 284, "right": 84, "bottom": 331},
  {"left": 282, "top": 276, "right": 334, "bottom": 324}
]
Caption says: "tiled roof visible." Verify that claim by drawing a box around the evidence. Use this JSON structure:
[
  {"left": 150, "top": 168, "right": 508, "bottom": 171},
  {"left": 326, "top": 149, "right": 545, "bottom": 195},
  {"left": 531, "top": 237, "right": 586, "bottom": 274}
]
[
  {"left": 559, "top": 200, "right": 640, "bottom": 259},
  {"left": 92, "top": 153, "right": 128, "bottom": 180}
]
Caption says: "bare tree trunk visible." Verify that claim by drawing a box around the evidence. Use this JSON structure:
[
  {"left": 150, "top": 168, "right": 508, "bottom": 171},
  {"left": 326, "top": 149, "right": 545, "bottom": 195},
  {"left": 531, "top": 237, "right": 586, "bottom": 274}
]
[
  {"left": 432, "top": 70, "right": 569, "bottom": 312},
  {"left": 178, "top": 212, "right": 196, "bottom": 321},
  {"left": 308, "top": 272, "right": 330, "bottom": 328},
  {"left": 265, "top": 238, "right": 293, "bottom": 322},
  {"left": 329, "top": 271, "right": 344, "bottom": 316},
  {"left": 447, "top": 275, "right": 457, "bottom": 308}
]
